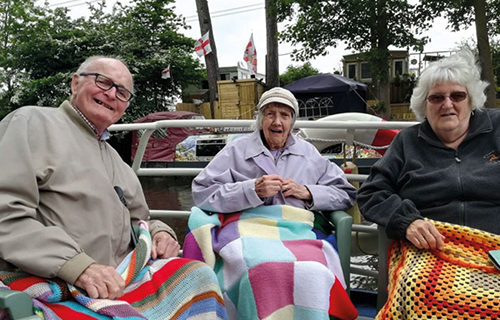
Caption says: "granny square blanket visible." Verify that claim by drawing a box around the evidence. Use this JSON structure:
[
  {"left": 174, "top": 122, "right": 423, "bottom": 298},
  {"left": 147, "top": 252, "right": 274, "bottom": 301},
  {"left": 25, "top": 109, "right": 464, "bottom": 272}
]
[
  {"left": 0, "top": 221, "right": 227, "bottom": 320},
  {"left": 183, "top": 205, "right": 358, "bottom": 320},
  {"left": 378, "top": 219, "right": 500, "bottom": 319}
]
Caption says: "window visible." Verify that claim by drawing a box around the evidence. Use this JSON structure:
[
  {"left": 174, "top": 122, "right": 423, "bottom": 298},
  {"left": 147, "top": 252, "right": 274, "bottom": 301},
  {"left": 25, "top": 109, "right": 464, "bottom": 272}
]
[
  {"left": 298, "top": 97, "right": 335, "bottom": 120},
  {"left": 136, "top": 129, "right": 145, "bottom": 139},
  {"left": 360, "top": 62, "right": 371, "bottom": 80},
  {"left": 393, "top": 59, "right": 405, "bottom": 77},
  {"left": 153, "top": 128, "right": 168, "bottom": 139},
  {"left": 196, "top": 138, "right": 226, "bottom": 157},
  {"left": 347, "top": 63, "right": 357, "bottom": 79}
]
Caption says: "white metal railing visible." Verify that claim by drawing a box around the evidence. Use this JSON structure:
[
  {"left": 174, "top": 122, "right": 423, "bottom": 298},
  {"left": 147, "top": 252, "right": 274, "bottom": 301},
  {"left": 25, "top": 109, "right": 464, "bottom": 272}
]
[
  {"left": 109, "top": 118, "right": 419, "bottom": 285},
  {"left": 109, "top": 119, "right": 418, "bottom": 173}
]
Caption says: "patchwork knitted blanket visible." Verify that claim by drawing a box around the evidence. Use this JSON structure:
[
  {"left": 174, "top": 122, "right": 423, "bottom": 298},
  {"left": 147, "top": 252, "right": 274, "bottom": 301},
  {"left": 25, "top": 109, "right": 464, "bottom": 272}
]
[
  {"left": 378, "top": 220, "right": 500, "bottom": 319},
  {"left": 0, "top": 221, "right": 227, "bottom": 320},
  {"left": 183, "top": 205, "right": 358, "bottom": 320}
]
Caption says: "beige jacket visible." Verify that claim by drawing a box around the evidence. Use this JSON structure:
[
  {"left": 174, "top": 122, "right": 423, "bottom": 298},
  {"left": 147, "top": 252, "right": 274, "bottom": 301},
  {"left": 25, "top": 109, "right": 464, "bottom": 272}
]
[{"left": 0, "top": 101, "right": 175, "bottom": 283}]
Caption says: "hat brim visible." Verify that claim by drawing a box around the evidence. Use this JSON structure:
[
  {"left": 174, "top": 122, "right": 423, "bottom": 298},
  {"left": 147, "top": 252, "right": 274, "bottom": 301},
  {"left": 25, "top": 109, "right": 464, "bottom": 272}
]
[{"left": 259, "top": 97, "right": 297, "bottom": 114}]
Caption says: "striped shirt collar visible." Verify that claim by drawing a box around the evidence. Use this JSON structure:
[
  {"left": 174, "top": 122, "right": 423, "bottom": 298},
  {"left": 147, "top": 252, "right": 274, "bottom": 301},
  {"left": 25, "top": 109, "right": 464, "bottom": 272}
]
[{"left": 71, "top": 104, "right": 111, "bottom": 141}]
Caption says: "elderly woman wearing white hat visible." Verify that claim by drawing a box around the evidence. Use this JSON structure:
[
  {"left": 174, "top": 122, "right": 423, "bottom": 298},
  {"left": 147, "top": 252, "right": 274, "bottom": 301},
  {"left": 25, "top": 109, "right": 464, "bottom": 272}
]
[
  {"left": 187, "top": 87, "right": 358, "bottom": 320},
  {"left": 192, "top": 87, "right": 356, "bottom": 212}
]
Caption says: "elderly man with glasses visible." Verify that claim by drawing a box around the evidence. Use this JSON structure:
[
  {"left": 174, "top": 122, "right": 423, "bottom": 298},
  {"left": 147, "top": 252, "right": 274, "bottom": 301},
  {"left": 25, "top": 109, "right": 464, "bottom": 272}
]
[{"left": 0, "top": 56, "right": 227, "bottom": 319}]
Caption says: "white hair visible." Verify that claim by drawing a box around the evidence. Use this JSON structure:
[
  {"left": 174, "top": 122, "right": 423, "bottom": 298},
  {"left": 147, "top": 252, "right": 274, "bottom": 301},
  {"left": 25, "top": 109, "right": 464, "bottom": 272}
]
[
  {"left": 410, "top": 47, "right": 489, "bottom": 121},
  {"left": 75, "top": 55, "right": 134, "bottom": 93}
]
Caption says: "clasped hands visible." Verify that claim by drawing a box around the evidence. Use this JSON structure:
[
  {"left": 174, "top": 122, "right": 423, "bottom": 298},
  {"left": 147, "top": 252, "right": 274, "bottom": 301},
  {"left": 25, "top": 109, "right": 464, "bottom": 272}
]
[
  {"left": 75, "top": 231, "right": 179, "bottom": 299},
  {"left": 255, "top": 174, "right": 311, "bottom": 200}
]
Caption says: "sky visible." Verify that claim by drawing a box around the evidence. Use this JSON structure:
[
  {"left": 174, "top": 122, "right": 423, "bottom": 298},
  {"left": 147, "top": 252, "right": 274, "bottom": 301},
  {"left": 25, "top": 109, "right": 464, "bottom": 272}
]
[{"left": 45, "top": 0, "right": 480, "bottom": 75}]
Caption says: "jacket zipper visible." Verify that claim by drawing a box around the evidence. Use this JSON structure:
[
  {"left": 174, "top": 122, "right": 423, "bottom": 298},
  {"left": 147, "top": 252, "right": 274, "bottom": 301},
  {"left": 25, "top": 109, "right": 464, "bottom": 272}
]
[{"left": 455, "top": 150, "right": 465, "bottom": 225}]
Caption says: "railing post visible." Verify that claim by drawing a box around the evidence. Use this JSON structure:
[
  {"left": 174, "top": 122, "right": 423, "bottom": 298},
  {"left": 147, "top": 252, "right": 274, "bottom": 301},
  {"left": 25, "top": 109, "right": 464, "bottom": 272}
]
[{"left": 131, "top": 129, "right": 155, "bottom": 173}]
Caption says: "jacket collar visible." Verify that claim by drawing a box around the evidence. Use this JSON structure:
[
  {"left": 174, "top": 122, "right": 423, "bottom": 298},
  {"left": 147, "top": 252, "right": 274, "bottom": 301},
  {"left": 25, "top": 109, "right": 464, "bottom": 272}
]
[
  {"left": 243, "top": 130, "right": 304, "bottom": 160},
  {"left": 60, "top": 100, "right": 111, "bottom": 141},
  {"left": 418, "top": 109, "right": 492, "bottom": 147}
]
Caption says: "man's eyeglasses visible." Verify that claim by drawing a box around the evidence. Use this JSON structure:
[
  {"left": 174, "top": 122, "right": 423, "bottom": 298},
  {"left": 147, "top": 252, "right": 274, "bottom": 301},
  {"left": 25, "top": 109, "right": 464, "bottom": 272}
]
[
  {"left": 79, "top": 72, "right": 134, "bottom": 102},
  {"left": 426, "top": 91, "right": 467, "bottom": 104}
]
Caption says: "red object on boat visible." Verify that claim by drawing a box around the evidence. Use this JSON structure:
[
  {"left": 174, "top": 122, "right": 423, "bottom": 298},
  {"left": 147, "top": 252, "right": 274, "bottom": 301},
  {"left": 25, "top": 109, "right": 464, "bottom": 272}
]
[{"left": 131, "top": 111, "right": 209, "bottom": 162}]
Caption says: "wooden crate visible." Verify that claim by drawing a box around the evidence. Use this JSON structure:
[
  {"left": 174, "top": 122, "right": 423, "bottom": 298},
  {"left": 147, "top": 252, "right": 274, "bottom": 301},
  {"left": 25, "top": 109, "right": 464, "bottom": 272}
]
[
  {"left": 390, "top": 103, "right": 416, "bottom": 121},
  {"left": 217, "top": 78, "right": 264, "bottom": 119},
  {"left": 175, "top": 102, "right": 215, "bottom": 120},
  {"left": 177, "top": 79, "right": 264, "bottom": 119}
]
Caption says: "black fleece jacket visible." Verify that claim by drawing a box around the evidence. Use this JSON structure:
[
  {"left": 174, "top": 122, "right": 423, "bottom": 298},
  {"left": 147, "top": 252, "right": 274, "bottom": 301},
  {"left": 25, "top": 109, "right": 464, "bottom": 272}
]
[{"left": 358, "top": 108, "right": 500, "bottom": 239}]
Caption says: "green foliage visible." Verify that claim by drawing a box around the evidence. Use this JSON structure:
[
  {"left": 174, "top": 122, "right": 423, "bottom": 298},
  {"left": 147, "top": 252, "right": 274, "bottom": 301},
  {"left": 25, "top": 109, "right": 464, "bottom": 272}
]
[
  {"left": 416, "top": 0, "right": 499, "bottom": 38},
  {"left": 392, "top": 73, "right": 416, "bottom": 103},
  {"left": 492, "top": 40, "right": 500, "bottom": 92},
  {"left": 274, "top": 0, "right": 500, "bottom": 106},
  {"left": 279, "top": 62, "right": 319, "bottom": 86},
  {"left": 10, "top": 72, "right": 72, "bottom": 109},
  {"left": 275, "top": 1, "right": 429, "bottom": 85},
  {"left": 0, "top": 0, "right": 204, "bottom": 121},
  {"left": 368, "top": 100, "right": 386, "bottom": 117}
]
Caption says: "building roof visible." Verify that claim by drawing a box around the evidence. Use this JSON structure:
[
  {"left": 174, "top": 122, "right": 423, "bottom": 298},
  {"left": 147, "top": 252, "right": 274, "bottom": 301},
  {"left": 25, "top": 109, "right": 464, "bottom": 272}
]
[{"left": 343, "top": 50, "right": 409, "bottom": 62}]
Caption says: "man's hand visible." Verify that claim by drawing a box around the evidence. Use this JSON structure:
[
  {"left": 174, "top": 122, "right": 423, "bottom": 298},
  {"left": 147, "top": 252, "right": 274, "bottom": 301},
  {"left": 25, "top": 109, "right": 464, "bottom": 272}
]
[
  {"left": 281, "top": 178, "right": 312, "bottom": 200},
  {"left": 255, "top": 174, "right": 284, "bottom": 198},
  {"left": 151, "top": 231, "right": 180, "bottom": 259},
  {"left": 406, "top": 219, "right": 445, "bottom": 250},
  {"left": 75, "top": 263, "right": 125, "bottom": 299}
]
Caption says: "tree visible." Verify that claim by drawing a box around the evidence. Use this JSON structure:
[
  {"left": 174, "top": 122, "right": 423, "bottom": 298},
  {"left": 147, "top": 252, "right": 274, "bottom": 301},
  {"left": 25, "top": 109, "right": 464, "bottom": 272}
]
[
  {"left": 265, "top": 0, "right": 280, "bottom": 88},
  {"left": 0, "top": 0, "right": 204, "bottom": 122},
  {"left": 492, "top": 40, "right": 500, "bottom": 97},
  {"left": 195, "top": 0, "right": 219, "bottom": 119},
  {"left": 0, "top": 0, "right": 46, "bottom": 117},
  {"left": 105, "top": 0, "right": 204, "bottom": 121},
  {"left": 279, "top": 62, "right": 319, "bottom": 86},
  {"left": 417, "top": 0, "right": 499, "bottom": 108},
  {"left": 7, "top": 6, "right": 90, "bottom": 109},
  {"left": 275, "top": 0, "right": 430, "bottom": 119}
]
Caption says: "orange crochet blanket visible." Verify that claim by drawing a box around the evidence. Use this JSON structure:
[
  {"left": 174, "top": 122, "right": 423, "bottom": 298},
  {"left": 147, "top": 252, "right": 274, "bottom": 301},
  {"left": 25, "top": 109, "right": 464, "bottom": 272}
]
[{"left": 378, "top": 220, "right": 500, "bottom": 319}]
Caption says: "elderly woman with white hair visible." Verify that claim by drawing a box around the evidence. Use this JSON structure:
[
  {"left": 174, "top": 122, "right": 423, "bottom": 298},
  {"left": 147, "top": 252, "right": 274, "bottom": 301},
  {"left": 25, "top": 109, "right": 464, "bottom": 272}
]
[
  {"left": 186, "top": 87, "right": 358, "bottom": 320},
  {"left": 192, "top": 86, "right": 356, "bottom": 213},
  {"left": 358, "top": 48, "right": 498, "bottom": 251}
]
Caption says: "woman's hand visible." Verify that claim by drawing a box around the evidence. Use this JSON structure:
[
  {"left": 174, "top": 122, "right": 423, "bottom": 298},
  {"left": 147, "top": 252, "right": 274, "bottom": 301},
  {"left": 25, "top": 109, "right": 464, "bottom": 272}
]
[
  {"left": 151, "top": 231, "right": 180, "bottom": 259},
  {"left": 255, "top": 174, "right": 284, "bottom": 198},
  {"left": 282, "top": 178, "right": 312, "bottom": 200},
  {"left": 406, "top": 219, "right": 444, "bottom": 250}
]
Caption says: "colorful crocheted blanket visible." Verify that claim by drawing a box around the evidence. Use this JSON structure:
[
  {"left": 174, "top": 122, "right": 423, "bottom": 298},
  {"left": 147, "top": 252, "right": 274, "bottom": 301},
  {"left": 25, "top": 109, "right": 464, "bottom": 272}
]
[
  {"left": 0, "top": 221, "right": 227, "bottom": 320},
  {"left": 183, "top": 205, "right": 358, "bottom": 320},
  {"left": 378, "top": 220, "right": 500, "bottom": 319}
]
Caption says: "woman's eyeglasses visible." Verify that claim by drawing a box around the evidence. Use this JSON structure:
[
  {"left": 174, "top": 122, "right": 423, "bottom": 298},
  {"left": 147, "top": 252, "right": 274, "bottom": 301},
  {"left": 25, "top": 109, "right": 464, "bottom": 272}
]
[
  {"left": 79, "top": 72, "right": 134, "bottom": 102},
  {"left": 427, "top": 91, "right": 467, "bottom": 104}
]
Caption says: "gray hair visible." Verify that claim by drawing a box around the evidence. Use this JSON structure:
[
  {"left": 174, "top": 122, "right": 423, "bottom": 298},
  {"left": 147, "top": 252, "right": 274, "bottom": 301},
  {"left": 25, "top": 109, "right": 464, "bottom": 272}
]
[
  {"left": 75, "top": 55, "right": 134, "bottom": 94},
  {"left": 410, "top": 48, "right": 489, "bottom": 121}
]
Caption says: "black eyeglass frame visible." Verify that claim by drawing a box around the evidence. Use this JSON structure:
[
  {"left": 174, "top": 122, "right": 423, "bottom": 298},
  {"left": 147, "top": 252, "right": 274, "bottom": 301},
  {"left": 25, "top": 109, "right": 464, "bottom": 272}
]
[{"left": 79, "top": 72, "right": 134, "bottom": 102}]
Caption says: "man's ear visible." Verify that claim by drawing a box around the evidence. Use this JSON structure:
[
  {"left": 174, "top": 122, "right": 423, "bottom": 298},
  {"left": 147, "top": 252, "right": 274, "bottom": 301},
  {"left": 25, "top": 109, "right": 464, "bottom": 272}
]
[{"left": 70, "top": 73, "right": 80, "bottom": 95}]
